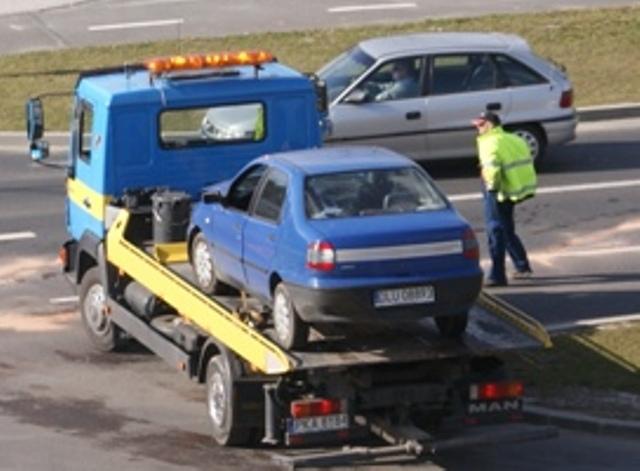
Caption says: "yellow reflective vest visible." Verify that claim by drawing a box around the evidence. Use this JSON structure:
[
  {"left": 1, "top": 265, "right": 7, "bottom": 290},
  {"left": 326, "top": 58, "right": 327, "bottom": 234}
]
[{"left": 477, "top": 126, "right": 537, "bottom": 203}]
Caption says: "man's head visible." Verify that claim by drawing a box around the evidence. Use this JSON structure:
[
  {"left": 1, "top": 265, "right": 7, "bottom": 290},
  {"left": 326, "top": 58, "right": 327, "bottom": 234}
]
[
  {"left": 391, "top": 60, "right": 413, "bottom": 81},
  {"left": 472, "top": 111, "right": 501, "bottom": 135}
]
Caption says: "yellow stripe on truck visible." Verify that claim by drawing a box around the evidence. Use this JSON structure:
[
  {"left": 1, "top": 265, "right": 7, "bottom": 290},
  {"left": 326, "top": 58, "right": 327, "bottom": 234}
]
[
  {"left": 67, "top": 178, "right": 111, "bottom": 222},
  {"left": 106, "top": 209, "right": 293, "bottom": 375}
]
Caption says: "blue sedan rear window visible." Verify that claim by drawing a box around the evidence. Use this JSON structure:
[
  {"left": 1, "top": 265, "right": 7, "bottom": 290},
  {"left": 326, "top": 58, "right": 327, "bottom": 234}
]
[{"left": 305, "top": 167, "right": 447, "bottom": 219}]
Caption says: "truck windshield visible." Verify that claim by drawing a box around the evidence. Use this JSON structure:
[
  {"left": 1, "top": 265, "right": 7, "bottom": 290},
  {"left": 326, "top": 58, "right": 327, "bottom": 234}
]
[
  {"left": 305, "top": 167, "right": 447, "bottom": 219},
  {"left": 317, "top": 47, "right": 374, "bottom": 102}
]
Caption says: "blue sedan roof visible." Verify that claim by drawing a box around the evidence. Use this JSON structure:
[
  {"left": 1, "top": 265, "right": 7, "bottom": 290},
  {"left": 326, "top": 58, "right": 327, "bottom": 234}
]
[{"left": 265, "top": 146, "right": 415, "bottom": 175}]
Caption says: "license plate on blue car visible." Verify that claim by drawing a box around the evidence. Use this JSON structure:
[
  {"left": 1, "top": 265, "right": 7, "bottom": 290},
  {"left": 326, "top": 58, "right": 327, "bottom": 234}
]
[{"left": 374, "top": 285, "right": 435, "bottom": 308}]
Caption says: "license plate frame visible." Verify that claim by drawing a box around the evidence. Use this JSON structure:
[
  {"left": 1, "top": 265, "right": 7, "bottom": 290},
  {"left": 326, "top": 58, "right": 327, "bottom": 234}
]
[
  {"left": 287, "top": 413, "right": 350, "bottom": 435},
  {"left": 373, "top": 285, "right": 435, "bottom": 308}
]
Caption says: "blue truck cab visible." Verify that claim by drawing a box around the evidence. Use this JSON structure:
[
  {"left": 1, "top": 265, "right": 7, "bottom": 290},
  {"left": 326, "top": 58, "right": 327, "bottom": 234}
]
[{"left": 27, "top": 51, "right": 325, "bottom": 284}]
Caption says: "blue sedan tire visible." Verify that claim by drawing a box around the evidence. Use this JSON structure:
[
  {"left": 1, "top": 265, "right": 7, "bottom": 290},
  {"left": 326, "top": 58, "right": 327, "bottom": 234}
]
[
  {"left": 191, "top": 232, "right": 234, "bottom": 295},
  {"left": 273, "top": 283, "right": 309, "bottom": 350},
  {"left": 435, "top": 312, "right": 469, "bottom": 338}
]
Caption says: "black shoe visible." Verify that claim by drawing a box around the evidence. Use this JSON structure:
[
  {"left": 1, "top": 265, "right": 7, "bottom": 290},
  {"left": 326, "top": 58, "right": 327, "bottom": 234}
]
[{"left": 485, "top": 278, "right": 508, "bottom": 287}]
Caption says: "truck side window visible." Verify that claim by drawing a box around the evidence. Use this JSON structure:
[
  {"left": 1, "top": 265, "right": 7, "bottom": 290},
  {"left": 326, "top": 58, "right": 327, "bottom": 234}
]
[
  {"left": 253, "top": 169, "right": 288, "bottom": 223},
  {"left": 79, "top": 102, "right": 94, "bottom": 162},
  {"left": 160, "top": 103, "right": 265, "bottom": 148}
]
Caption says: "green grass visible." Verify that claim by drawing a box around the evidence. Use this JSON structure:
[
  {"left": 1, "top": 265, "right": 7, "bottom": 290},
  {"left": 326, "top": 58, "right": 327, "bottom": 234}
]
[
  {"left": 503, "top": 324, "right": 640, "bottom": 402},
  {"left": 2, "top": 5, "right": 640, "bottom": 130}
]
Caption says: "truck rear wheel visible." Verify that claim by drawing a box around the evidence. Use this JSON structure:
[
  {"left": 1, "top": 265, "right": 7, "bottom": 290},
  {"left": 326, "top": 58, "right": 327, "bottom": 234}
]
[
  {"left": 79, "top": 267, "right": 124, "bottom": 352},
  {"left": 206, "top": 354, "right": 252, "bottom": 446},
  {"left": 435, "top": 312, "right": 468, "bottom": 338}
]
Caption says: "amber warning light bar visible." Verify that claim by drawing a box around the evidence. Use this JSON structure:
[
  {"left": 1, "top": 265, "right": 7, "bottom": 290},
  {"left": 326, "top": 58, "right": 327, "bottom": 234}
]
[{"left": 144, "top": 50, "right": 276, "bottom": 75}]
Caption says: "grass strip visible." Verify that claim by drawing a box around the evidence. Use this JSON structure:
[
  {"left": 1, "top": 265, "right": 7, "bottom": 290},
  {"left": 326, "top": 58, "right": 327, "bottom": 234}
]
[
  {"left": 503, "top": 324, "right": 640, "bottom": 406},
  {"left": 2, "top": 6, "right": 640, "bottom": 130}
]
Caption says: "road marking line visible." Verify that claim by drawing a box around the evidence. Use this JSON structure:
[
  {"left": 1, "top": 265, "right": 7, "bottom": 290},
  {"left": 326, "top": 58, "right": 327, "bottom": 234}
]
[
  {"left": 328, "top": 3, "right": 417, "bottom": 13},
  {"left": 449, "top": 178, "right": 640, "bottom": 202},
  {"left": 88, "top": 18, "right": 184, "bottom": 32},
  {"left": 551, "top": 245, "right": 640, "bottom": 258},
  {"left": 0, "top": 231, "right": 36, "bottom": 242},
  {"left": 547, "top": 313, "right": 640, "bottom": 333},
  {"left": 49, "top": 296, "right": 79, "bottom": 305}
]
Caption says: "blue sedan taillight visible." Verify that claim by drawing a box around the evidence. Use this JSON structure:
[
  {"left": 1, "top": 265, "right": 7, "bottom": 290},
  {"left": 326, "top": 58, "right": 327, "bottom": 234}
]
[
  {"left": 462, "top": 228, "right": 479, "bottom": 261},
  {"left": 307, "top": 240, "right": 336, "bottom": 271}
]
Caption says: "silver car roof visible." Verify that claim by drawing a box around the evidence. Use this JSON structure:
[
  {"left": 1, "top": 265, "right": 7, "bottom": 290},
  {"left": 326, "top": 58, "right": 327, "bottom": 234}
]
[{"left": 358, "top": 32, "right": 531, "bottom": 59}]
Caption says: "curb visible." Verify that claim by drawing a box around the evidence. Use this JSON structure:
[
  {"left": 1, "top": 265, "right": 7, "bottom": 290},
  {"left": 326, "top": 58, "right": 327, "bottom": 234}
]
[
  {"left": 577, "top": 103, "right": 640, "bottom": 122},
  {"left": 524, "top": 403, "right": 640, "bottom": 438}
]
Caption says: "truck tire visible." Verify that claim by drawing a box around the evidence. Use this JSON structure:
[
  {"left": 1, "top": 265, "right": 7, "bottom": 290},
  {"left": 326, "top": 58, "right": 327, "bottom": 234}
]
[
  {"left": 435, "top": 312, "right": 468, "bottom": 338},
  {"left": 206, "top": 354, "right": 252, "bottom": 446},
  {"left": 79, "top": 267, "right": 124, "bottom": 352},
  {"left": 272, "top": 283, "right": 309, "bottom": 350},
  {"left": 512, "top": 125, "right": 546, "bottom": 167},
  {"left": 190, "top": 232, "right": 234, "bottom": 295}
]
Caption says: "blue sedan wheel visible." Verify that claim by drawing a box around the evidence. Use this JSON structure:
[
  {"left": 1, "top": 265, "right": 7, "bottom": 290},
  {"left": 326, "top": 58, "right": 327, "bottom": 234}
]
[
  {"left": 191, "top": 232, "right": 233, "bottom": 295},
  {"left": 273, "top": 284, "right": 309, "bottom": 350}
]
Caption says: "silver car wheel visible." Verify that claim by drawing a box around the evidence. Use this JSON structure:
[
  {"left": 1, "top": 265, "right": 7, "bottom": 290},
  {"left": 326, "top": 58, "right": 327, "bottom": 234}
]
[
  {"left": 273, "top": 290, "right": 292, "bottom": 344},
  {"left": 208, "top": 370, "right": 226, "bottom": 427},
  {"left": 84, "top": 283, "right": 109, "bottom": 336},
  {"left": 514, "top": 129, "right": 540, "bottom": 161},
  {"left": 194, "top": 239, "right": 213, "bottom": 288}
]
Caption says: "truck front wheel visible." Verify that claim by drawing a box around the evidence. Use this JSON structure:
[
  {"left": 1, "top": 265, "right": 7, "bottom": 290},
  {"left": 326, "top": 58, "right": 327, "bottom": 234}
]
[
  {"left": 79, "top": 267, "right": 123, "bottom": 352},
  {"left": 206, "top": 354, "right": 252, "bottom": 446}
]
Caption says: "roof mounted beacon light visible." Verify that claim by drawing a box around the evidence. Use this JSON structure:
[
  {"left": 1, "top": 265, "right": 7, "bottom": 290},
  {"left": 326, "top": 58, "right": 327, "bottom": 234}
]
[{"left": 144, "top": 50, "right": 276, "bottom": 77}]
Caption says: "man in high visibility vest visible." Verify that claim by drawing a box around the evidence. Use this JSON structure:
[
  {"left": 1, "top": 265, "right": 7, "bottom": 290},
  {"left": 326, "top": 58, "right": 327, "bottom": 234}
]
[{"left": 473, "top": 111, "right": 536, "bottom": 287}]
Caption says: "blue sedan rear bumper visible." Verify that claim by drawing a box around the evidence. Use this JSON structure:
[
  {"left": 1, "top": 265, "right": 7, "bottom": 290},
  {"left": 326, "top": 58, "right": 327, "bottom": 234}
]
[{"left": 286, "top": 274, "right": 482, "bottom": 324}]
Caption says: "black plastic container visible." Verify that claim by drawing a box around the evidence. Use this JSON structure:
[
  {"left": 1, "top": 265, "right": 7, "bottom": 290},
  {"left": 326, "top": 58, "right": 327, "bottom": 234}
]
[{"left": 151, "top": 190, "right": 191, "bottom": 243}]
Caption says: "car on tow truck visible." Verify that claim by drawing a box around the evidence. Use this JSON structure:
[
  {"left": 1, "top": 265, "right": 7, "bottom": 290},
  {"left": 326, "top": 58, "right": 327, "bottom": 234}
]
[{"left": 189, "top": 146, "right": 483, "bottom": 349}]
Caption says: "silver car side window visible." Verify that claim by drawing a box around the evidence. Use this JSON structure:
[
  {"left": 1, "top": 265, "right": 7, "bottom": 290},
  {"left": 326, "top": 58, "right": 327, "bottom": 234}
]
[
  {"left": 353, "top": 57, "right": 424, "bottom": 103},
  {"left": 430, "top": 54, "right": 499, "bottom": 95}
]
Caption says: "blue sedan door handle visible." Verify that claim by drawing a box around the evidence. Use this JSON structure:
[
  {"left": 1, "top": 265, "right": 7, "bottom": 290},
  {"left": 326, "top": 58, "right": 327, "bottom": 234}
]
[{"left": 267, "top": 233, "right": 275, "bottom": 242}]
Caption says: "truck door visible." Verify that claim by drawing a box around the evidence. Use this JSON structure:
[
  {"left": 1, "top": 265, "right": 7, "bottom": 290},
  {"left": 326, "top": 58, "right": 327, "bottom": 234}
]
[
  {"left": 242, "top": 168, "right": 288, "bottom": 299},
  {"left": 67, "top": 98, "right": 106, "bottom": 241},
  {"left": 207, "top": 164, "right": 266, "bottom": 287}
]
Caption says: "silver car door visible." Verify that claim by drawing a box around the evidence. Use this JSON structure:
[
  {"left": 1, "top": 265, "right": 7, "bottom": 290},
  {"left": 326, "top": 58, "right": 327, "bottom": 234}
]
[
  {"left": 327, "top": 57, "right": 429, "bottom": 160},
  {"left": 425, "top": 53, "right": 512, "bottom": 159}
]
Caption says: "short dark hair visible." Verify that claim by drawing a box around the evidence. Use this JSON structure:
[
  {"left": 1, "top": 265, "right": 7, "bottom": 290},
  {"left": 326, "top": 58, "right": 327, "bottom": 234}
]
[{"left": 477, "top": 111, "right": 501, "bottom": 126}]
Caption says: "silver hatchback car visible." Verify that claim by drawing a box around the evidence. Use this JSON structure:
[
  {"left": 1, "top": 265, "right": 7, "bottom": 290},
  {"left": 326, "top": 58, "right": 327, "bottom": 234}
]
[{"left": 318, "top": 32, "right": 577, "bottom": 163}]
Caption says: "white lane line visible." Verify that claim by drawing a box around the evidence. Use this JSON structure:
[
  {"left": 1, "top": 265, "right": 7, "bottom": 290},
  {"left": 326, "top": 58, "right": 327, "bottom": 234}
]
[
  {"left": 328, "top": 3, "right": 417, "bottom": 13},
  {"left": 88, "top": 18, "right": 184, "bottom": 32},
  {"left": 548, "top": 245, "right": 640, "bottom": 258},
  {"left": 49, "top": 296, "right": 79, "bottom": 305},
  {"left": 449, "top": 178, "right": 640, "bottom": 203},
  {"left": 0, "top": 231, "right": 36, "bottom": 242}
]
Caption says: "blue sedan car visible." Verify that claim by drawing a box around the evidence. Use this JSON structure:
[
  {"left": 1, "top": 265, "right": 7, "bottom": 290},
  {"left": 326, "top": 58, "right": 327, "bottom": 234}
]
[{"left": 188, "top": 147, "right": 482, "bottom": 349}]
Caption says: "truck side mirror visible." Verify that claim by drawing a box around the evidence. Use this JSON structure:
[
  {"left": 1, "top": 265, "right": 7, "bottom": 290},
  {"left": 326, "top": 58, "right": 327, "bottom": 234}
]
[
  {"left": 26, "top": 98, "right": 44, "bottom": 142},
  {"left": 305, "top": 73, "right": 329, "bottom": 113},
  {"left": 203, "top": 190, "right": 225, "bottom": 205},
  {"left": 26, "top": 97, "right": 50, "bottom": 162}
]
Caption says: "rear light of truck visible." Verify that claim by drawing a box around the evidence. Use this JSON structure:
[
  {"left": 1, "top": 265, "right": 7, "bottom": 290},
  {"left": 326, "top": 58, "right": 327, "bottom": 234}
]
[
  {"left": 559, "top": 89, "right": 573, "bottom": 108},
  {"left": 469, "top": 381, "right": 524, "bottom": 401},
  {"left": 306, "top": 241, "right": 336, "bottom": 271},
  {"left": 290, "top": 398, "right": 345, "bottom": 418},
  {"left": 462, "top": 228, "right": 479, "bottom": 261}
]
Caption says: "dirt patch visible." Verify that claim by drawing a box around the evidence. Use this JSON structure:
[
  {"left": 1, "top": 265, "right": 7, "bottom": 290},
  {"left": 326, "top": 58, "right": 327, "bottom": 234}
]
[
  {"left": 107, "top": 429, "right": 279, "bottom": 471},
  {"left": 0, "top": 361, "right": 14, "bottom": 371},
  {"left": 55, "top": 348, "right": 154, "bottom": 366},
  {"left": 0, "top": 256, "right": 58, "bottom": 285},
  {"left": 0, "top": 393, "right": 148, "bottom": 438},
  {"left": 0, "top": 311, "right": 75, "bottom": 332}
]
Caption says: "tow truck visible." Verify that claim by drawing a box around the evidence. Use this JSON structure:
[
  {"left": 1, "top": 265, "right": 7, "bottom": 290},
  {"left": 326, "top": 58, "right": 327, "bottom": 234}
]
[{"left": 26, "top": 50, "right": 556, "bottom": 467}]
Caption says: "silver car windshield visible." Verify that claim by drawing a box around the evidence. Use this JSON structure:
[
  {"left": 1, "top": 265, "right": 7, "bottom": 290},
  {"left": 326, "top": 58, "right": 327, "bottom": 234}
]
[
  {"left": 306, "top": 167, "right": 447, "bottom": 220},
  {"left": 317, "top": 47, "right": 375, "bottom": 102}
]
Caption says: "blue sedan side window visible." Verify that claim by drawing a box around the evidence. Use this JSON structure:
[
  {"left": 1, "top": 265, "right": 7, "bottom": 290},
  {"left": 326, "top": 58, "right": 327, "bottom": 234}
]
[
  {"left": 253, "top": 169, "right": 288, "bottom": 223},
  {"left": 227, "top": 165, "right": 266, "bottom": 212}
]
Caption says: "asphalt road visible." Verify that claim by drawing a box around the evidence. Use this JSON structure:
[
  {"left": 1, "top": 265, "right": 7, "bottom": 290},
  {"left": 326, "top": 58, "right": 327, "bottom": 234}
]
[
  {"left": 0, "top": 0, "right": 639, "bottom": 55},
  {"left": 2, "top": 118, "right": 640, "bottom": 469}
]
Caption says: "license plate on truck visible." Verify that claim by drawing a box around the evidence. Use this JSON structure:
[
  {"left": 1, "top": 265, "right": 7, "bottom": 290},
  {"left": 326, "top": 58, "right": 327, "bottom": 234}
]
[
  {"left": 374, "top": 285, "right": 435, "bottom": 308},
  {"left": 287, "top": 413, "right": 349, "bottom": 435}
]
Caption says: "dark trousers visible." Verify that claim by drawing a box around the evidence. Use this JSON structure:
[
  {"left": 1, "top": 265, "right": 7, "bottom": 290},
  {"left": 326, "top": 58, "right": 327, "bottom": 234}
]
[{"left": 483, "top": 190, "right": 531, "bottom": 283}]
